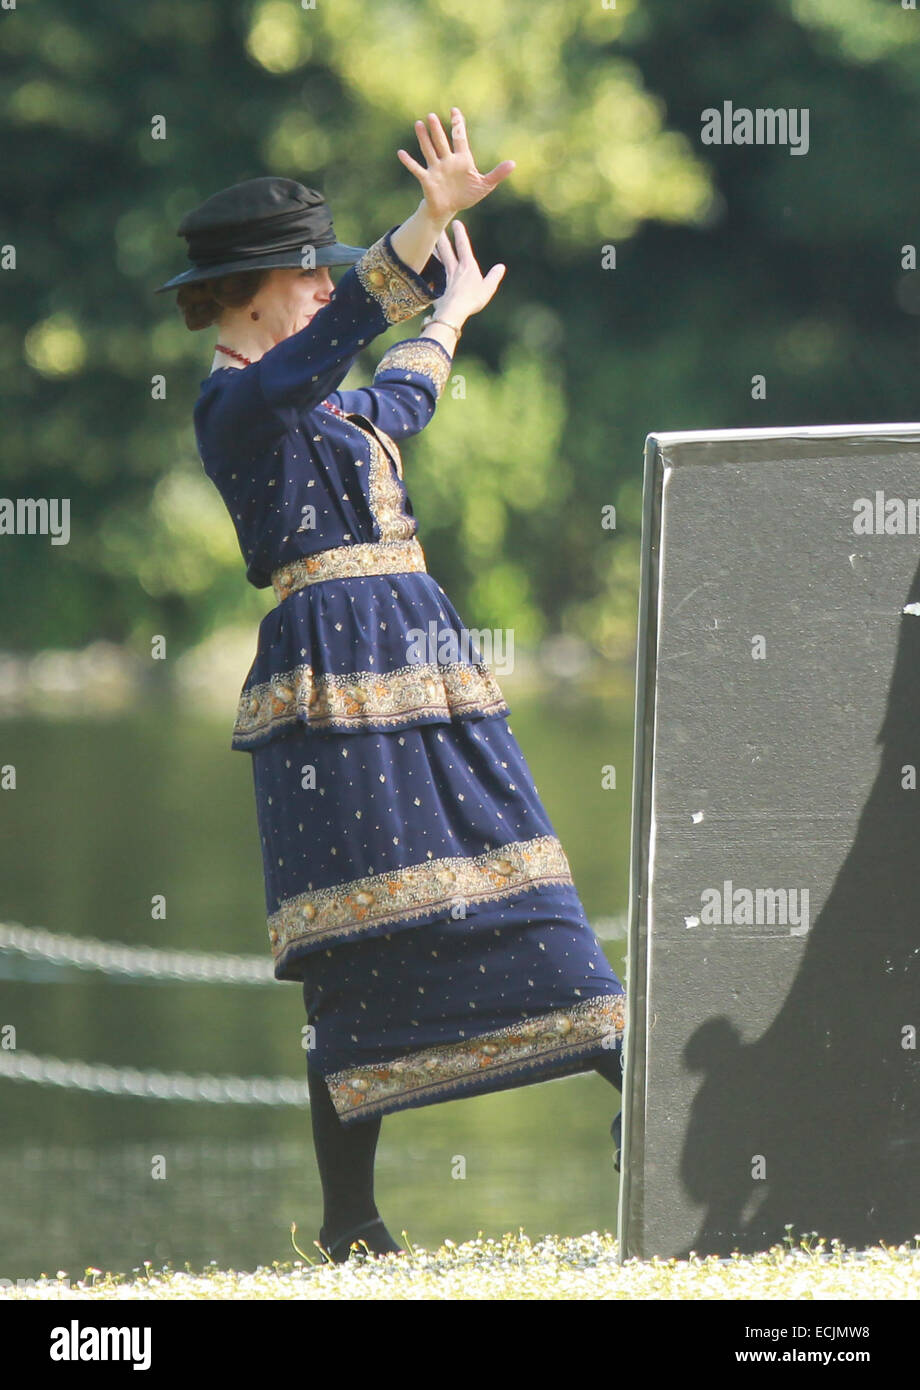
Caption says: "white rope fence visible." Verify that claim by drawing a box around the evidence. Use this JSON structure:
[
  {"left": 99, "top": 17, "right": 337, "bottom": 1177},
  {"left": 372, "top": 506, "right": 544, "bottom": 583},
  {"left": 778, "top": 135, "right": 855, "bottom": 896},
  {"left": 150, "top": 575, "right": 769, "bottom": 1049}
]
[
  {"left": 0, "top": 921, "right": 276, "bottom": 983},
  {"left": 0, "top": 920, "right": 296, "bottom": 1102},
  {"left": 0, "top": 1049, "right": 306, "bottom": 1105}
]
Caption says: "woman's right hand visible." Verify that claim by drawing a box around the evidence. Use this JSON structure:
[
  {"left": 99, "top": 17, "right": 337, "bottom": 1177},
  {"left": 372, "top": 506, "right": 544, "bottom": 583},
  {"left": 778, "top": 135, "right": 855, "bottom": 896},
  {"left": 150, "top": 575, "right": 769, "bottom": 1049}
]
[{"left": 432, "top": 219, "right": 506, "bottom": 324}]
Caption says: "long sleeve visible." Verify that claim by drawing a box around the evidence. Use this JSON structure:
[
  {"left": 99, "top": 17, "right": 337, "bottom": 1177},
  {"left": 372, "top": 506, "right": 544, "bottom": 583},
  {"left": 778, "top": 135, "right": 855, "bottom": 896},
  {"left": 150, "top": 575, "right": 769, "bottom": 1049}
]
[
  {"left": 328, "top": 336, "right": 454, "bottom": 440},
  {"left": 194, "top": 224, "right": 447, "bottom": 459}
]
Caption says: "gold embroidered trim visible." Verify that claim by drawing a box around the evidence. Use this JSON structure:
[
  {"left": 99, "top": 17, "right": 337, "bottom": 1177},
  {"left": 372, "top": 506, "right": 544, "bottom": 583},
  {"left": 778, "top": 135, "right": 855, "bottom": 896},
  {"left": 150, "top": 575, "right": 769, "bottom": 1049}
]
[
  {"left": 327, "top": 993, "right": 627, "bottom": 1121},
  {"left": 233, "top": 659, "right": 509, "bottom": 744},
  {"left": 355, "top": 233, "right": 439, "bottom": 325},
  {"left": 270, "top": 416, "right": 418, "bottom": 602},
  {"left": 271, "top": 538, "right": 426, "bottom": 602},
  {"left": 351, "top": 418, "right": 412, "bottom": 527},
  {"left": 375, "top": 340, "right": 452, "bottom": 400},
  {"left": 269, "top": 833, "right": 573, "bottom": 955}
]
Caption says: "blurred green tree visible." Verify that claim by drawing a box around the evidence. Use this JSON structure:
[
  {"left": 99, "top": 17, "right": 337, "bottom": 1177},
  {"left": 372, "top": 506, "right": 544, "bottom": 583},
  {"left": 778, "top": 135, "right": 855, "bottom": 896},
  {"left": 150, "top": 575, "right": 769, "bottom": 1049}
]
[{"left": 1, "top": 0, "right": 917, "bottom": 662}]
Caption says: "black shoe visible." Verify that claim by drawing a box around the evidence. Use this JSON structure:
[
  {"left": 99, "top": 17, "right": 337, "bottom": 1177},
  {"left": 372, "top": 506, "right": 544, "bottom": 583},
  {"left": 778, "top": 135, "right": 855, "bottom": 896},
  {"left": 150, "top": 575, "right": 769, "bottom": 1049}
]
[
  {"left": 317, "top": 1216, "right": 405, "bottom": 1264},
  {"left": 610, "top": 1110, "right": 622, "bottom": 1173}
]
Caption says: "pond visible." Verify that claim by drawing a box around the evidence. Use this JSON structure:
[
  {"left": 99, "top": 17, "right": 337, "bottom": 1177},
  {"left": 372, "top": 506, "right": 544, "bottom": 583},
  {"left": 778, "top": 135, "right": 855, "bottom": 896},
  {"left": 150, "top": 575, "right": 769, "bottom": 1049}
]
[{"left": 0, "top": 683, "right": 632, "bottom": 1281}]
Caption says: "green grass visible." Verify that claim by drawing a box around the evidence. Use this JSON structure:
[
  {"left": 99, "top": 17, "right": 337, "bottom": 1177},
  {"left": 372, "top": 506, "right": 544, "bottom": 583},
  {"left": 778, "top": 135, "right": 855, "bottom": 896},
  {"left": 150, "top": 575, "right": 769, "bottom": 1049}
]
[{"left": 4, "top": 1231, "right": 920, "bottom": 1300}]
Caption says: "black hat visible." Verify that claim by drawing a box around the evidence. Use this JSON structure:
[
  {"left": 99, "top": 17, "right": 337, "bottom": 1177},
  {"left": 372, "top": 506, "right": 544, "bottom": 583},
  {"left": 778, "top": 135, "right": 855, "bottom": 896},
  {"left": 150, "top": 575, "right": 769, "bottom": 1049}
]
[{"left": 155, "top": 176, "right": 367, "bottom": 293}]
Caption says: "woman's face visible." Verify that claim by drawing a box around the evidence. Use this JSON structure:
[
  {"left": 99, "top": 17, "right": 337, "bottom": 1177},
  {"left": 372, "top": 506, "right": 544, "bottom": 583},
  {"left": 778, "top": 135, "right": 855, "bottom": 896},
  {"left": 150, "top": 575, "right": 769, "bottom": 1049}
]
[{"left": 249, "top": 265, "right": 336, "bottom": 341}]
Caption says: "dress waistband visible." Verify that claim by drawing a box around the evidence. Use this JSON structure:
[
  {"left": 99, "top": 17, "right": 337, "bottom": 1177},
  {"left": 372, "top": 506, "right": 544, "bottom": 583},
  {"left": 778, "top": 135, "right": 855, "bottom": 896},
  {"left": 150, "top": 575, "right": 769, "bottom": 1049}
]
[{"left": 271, "top": 537, "right": 427, "bottom": 602}]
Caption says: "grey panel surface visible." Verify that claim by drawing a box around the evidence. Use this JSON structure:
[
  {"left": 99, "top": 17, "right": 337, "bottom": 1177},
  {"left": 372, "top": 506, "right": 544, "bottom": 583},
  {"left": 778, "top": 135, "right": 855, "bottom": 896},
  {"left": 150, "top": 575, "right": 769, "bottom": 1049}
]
[{"left": 618, "top": 424, "right": 920, "bottom": 1259}]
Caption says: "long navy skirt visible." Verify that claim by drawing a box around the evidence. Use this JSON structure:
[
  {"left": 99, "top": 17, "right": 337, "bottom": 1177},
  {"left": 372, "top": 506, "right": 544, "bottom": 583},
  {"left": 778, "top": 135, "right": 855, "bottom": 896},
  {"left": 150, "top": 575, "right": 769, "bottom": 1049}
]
[{"left": 250, "top": 711, "right": 626, "bottom": 1125}]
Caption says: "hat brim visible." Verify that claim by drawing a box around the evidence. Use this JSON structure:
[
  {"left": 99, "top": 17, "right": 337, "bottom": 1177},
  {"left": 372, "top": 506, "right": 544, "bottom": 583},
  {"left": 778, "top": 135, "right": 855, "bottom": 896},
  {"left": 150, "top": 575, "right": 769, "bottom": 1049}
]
[{"left": 154, "top": 242, "right": 368, "bottom": 293}]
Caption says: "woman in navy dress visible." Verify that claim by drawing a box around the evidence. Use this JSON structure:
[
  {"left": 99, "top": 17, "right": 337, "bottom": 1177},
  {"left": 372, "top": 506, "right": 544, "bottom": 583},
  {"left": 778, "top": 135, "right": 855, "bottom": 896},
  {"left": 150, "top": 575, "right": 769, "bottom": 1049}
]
[{"left": 158, "top": 108, "right": 626, "bottom": 1263}]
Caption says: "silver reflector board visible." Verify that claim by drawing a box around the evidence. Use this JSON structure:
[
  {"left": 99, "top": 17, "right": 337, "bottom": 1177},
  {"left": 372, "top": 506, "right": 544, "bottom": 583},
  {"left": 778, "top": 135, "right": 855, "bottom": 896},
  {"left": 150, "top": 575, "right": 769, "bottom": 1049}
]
[{"left": 619, "top": 424, "right": 920, "bottom": 1260}]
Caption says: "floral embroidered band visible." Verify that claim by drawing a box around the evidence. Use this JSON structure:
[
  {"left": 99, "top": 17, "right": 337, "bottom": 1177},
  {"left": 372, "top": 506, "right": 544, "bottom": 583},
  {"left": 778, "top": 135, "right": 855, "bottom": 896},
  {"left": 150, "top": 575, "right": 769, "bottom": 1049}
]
[
  {"left": 271, "top": 537, "right": 427, "bottom": 602},
  {"left": 268, "top": 833, "right": 575, "bottom": 959},
  {"left": 374, "top": 339, "right": 453, "bottom": 399},
  {"left": 326, "top": 993, "right": 627, "bottom": 1123},
  {"left": 232, "top": 659, "right": 510, "bottom": 745},
  {"left": 355, "top": 233, "right": 440, "bottom": 325}
]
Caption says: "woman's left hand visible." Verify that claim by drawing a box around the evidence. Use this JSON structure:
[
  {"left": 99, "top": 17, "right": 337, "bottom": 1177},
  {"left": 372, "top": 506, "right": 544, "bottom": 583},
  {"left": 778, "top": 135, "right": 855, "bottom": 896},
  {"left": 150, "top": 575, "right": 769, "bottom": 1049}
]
[{"left": 397, "top": 107, "right": 515, "bottom": 222}]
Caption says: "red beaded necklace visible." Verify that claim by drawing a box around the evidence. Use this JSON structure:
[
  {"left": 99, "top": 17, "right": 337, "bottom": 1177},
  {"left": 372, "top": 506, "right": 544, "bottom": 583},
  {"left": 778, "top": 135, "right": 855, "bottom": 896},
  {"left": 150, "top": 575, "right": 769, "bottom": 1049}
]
[{"left": 214, "top": 344, "right": 252, "bottom": 366}]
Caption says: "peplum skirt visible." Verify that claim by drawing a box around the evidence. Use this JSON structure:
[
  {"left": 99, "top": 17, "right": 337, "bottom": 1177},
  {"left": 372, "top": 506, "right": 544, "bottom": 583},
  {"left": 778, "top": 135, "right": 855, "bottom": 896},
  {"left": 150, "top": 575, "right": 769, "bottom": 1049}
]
[{"left": 249, "top": 706, "right": 626, "bottom": 1125}]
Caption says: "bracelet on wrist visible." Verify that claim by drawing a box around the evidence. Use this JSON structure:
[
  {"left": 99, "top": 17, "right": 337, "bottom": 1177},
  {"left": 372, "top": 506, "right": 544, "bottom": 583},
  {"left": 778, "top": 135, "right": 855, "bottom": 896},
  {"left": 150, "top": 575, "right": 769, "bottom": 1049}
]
[{"left": 422, "top": 315, "right": 462, "bottom": 341}]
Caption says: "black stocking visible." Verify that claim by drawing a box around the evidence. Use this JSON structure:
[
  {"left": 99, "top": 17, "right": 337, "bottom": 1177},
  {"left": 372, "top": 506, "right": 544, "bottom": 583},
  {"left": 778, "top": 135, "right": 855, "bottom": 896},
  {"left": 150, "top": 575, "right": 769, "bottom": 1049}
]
[
  {"left": 306, "top": 1061, "right": 379, "bottom": 1232},
  {"left": 593, "top": 1045, "right": 624, "bottom": 1169},
  {"left": 593, "top": 1044, "right": 623, "bottom": 1091},
  {"left": 306, "top": 1062, "right": 402, "bottom": 1259}
]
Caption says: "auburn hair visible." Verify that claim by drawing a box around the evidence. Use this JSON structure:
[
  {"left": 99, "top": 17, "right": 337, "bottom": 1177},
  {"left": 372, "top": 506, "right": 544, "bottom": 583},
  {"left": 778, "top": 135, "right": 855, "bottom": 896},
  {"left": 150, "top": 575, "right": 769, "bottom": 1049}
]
[{"left": 175, "top": 269, "right": 271, "bottom": 331}]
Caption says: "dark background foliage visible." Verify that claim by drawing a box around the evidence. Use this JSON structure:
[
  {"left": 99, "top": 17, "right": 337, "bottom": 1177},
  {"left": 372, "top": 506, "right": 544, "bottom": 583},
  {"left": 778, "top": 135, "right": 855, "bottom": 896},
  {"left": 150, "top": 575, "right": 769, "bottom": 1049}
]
[{"left": 2, "top": 0, "right": 917, "bottom": 659}]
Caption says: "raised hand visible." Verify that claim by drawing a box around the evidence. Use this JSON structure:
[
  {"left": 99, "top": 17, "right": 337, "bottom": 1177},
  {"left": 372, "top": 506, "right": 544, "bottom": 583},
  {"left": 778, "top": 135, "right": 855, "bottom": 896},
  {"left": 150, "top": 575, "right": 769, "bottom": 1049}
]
[
  {"left": 396, "top": 107, "right": 515, "bottom": 223},
  {"left": 431, "top": 219, "right": 506, "bottom": 322}
]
